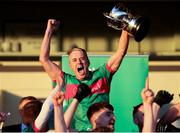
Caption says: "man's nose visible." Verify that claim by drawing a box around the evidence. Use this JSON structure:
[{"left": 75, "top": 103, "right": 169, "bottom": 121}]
[
  {"left": 78, "top": 59, "right": 82, "bottom": 63},
  {"left": 112, "top": 115, "right": 116, "bottom": 121}
]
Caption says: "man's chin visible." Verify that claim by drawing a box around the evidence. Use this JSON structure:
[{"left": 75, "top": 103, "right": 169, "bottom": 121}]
[
  {"left": 108, "top": 125, "right": 114, "bottom": 131},
  {"left": 76, "top": 74, "right": 86, "bottom": 80}
]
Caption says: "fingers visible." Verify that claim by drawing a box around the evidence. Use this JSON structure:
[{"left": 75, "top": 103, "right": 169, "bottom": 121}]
[
  {"left": 141, "top": 85, "right": 154, "bottom": 104},
  {"left": 50, "top": 19, "right": 60, "bottom": 26},
  {"left": 53, "top": 91, "right": 65, "bottom": 106},
  {"left": 141, "top": 88, "right": 146, "bottom": 98},
  {"left": 47, "top": 19, "right": 60, "bottom": 32},
  {"left": 142, "top": 89, "right": 154, "bottom": 104},
  {"left": 141, "top": 76, "right": 154, "bottom": 103},
  {"left": 141, "top": 76, "right": 149, "bottom": 98},
  {"left": 145, "top": 76, "right": 149, "bottom": 91},
  {"left": 145, "top": 90, "right": 154, "bottom": 97}
]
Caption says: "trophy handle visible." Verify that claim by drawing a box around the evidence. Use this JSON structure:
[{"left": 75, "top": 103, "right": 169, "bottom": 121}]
[{"left": 103, "top": 12, "right": 127, "bottom": 30}]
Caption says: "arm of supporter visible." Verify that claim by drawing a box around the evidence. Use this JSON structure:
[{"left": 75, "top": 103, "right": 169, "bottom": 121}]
[
  {"left": 143, "top": 102, "right": 154, "bottom": 132},
  {"left": 158, "top": 103, "right": 180, "bottom": 125},
  {"left": 39, "top": 19, "right": 63, "bottom": 85},
  {"left": 64, "top": 99, "right": 79, "bottom": 129},
  {"left": 34, "top": 84, "right": 63, "bottom": 131},
  {"left": 107, "top": 30, "right": 129, "bottom": 73},
  {"left": 53, "top": 91, "right": 68, "bottom": 132},
  {"left": 64, "top": 83, "right": 90, "bottom": 129},
  {"left": 53, "top": 90, "right": 80, "bottom": 131}
]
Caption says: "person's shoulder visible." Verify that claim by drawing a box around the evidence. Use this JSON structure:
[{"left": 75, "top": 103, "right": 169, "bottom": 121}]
[
  {"left": 63, "top": 72, "right": 75, "bottom": 77},
  {"left": 92, "top": 63, "right": 107, "bottom": 71},
  {"left": 2, "top": 123, "right": 21, "bottom": 128},
  {"left": 2, "top": 123, "right": 21, "bottom": 132}
]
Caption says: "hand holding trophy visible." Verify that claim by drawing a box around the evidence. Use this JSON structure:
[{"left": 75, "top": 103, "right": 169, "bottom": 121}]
[{"left": 104, "top": 3, "right": 150, "bottom": 42}]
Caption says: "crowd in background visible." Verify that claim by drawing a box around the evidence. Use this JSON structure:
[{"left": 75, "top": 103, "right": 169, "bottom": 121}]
[{"left": 0, "top": 19, "right": 180, "bottom": 132}]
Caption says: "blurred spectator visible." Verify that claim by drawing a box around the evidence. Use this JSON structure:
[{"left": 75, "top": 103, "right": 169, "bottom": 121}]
[{"left": 2, "top": 96, "right": 42, "bottom": 132}]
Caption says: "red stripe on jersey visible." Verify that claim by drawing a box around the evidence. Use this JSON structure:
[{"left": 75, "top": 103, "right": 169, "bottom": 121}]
[
  {"left": 65, "top": 84, "right": 78, "bottom": 99},
  {"left": 65, "top": 78, "right": 110, "bottom": 100},
  {"left": 90, "top": 77, "right": 110, "bottom": 94},
  {"left": 106, "top": 64, "right": 116, "bottom": 74}
]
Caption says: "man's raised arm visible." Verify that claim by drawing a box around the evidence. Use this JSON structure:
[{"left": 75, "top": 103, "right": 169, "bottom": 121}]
[
  {"left": 39, "top": 19, "right": 62, "bottom": 82},
  {"left": 142, "top": 77, "right": 156, "bottom": 132},
  {"left": 107, "top": 30, "right": 129, "bottom": 73}
]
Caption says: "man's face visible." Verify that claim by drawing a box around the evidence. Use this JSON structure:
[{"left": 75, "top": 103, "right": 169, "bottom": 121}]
[
  {"left": 19, "top": 99, "right": 35, "bottom": 125},
  {"left": 69, "top": 49, "right": 89, "bottom": 80},
  {"left": 19, "top": 99, "right": 33, "bottom": 111},
  {"left": 134, "top": 104, "right": 144, "bottom": 129},
  {"left": 91, "top": 108, "right": 116, "bottom": 131}
]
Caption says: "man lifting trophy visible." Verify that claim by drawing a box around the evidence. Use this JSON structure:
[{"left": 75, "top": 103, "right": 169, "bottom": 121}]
[{"left": 104, "top": 3, "right": 150, "bottom": 42}]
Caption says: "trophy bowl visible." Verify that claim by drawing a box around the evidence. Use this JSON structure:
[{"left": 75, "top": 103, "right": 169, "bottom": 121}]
[{"left": 104, "top": 3, "right": 150, "bottom": 42}]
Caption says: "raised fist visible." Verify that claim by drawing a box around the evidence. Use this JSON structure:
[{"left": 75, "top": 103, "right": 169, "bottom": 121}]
[
  {"left": 74, "top": 83, "right": 91, "bottom": 102},
  {"left": 141, "top": 88, "right": 154, "bottom": 104},
  {"left": 53, "top": 91, "right": 65, "bottom": 107},
  {"left": 154, "top": 90, "right": 174, "bottom": 107},
  {"left": 141, "top": 77, "right": 154, "bottom": 104},
  {"left": 47, "top": 19, "right": 60, "bottom": 32}
]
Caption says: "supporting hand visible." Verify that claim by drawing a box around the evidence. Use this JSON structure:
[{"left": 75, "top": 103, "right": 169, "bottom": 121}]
[
  {"left": 154, "top": 90, "right": 174, "bottom": 107},
  {"left": 141, "top": 77, "right": 154, "bottom": 104},
  {"left": 53, "top": 91, "right": 65, "bottom": 107},
  {"left": 74, "top": 83, "right": 91, "bottom": 102}
]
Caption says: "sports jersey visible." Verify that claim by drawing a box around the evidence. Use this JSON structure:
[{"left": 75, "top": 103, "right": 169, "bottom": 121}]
[{"left": 53, "top": 63, "right": 114, "bottom": 131}]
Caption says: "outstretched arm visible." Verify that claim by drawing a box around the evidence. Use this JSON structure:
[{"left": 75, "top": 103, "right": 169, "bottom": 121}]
[
  {"left": 53, "top": 91, "right": 67, "bottom": 132},
  {"left": 159, "top": 102, "right": 180, "bottom": 125},
  {"left": 54, "top": 93, "right": 79, "bottom": 132},
  {"left": 142, "top": 77, "right": 156, "bottom": 132},
  {"left": 39, "top": 19, "right": 63, "bottom": 84},
  {"left": 33, "top": 85, "right": 61, "bottom": 131},
  {"left": 34, "top": 76, "right": 64, "bottom": 131},
  {"left": 63, "top": 99, "right": 79, "bottom": 130},
  {"left": 63, "top": 83, "right": 91, "bottom": 129},
  {"left": 107, "top": 30, "right": 129, "bottom": 72},
  {"left": 54, "top": 83, "right": 91, "bottom": 132}
]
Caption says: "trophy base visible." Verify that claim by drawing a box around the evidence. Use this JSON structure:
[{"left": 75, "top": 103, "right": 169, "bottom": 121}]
[{"left": 133, "top": 17, "right": 150, "bottom": 42}]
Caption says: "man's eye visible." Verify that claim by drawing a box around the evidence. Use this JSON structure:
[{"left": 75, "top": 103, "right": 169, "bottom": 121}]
[
  {"left": 80, "top": 57, "right": 85, "bottom": 61},
  {"left": 72, "top": 59, "right": 77, "bottom": 62},
  {"left": 106, "top": 112, "right": 112, "bottom": 117}
]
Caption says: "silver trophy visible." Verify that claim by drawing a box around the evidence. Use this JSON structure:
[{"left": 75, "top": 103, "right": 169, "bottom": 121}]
[{"left": 103, "top": 3, "right": 150, "bottom": 42}]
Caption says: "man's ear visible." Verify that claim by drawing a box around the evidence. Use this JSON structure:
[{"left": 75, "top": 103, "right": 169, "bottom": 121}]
[
  {"left": 90, "top": 117, "right": 96, "bottom": 128},
  {"left": 95, "top": 118, "right": 102, "bottom": 126},
  {"left": 69, "top": 60, "right": 73, "bottom": 70},
  {"left": 134, "top": 117, "right": 139, "bottom": 125},
  {"left": 88, "top": 59, "right": 90, "bottom": 66}
]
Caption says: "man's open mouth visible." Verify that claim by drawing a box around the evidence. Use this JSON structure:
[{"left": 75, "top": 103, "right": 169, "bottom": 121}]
[
  {"left": 77, "top": 66, "right": 84, "bottom": 72},
  {"left": 109, "top": 121, "right": 115, "bottom": 126}
]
